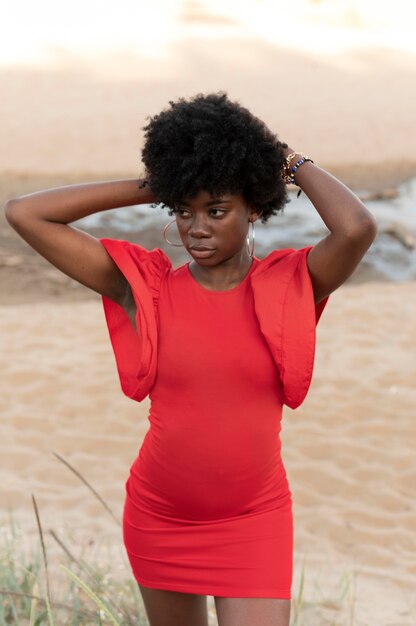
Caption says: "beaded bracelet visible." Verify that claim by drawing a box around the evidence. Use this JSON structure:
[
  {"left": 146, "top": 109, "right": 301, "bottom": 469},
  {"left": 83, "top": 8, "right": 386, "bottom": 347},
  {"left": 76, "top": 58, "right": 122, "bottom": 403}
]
[
  {"left": 282, "top": 153, "right": 314, "bottom": 184},
  {"left": 282, "top": 152, "right": 314, "bottom": 197}
]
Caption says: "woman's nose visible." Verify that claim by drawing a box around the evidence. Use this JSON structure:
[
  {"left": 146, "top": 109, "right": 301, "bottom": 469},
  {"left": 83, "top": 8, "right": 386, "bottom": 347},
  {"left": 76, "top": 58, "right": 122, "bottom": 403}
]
[{"left": 188, "top": 215, "right": 211, "bottom": 237}]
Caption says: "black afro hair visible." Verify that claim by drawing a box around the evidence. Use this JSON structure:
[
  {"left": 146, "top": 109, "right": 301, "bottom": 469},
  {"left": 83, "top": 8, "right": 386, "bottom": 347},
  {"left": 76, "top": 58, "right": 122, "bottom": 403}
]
[{"left": 138, "top": 91, "right": 290, "bottom": 224}]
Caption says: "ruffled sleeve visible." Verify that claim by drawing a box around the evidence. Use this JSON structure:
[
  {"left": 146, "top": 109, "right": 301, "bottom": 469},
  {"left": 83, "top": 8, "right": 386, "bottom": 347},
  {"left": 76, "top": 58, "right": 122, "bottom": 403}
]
[
  {"left": 99, "top": 238, "right": 172, "bottom": 402},
  {"left": 250, "top": 245, "right": 329, "bottom": 410}
]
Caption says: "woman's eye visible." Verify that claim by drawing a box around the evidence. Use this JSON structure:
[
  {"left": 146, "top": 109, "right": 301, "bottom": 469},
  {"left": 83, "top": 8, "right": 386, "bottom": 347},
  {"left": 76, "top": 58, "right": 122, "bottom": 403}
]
[{"left": 176, "top": 208, "right": 225, "bottom": 217}]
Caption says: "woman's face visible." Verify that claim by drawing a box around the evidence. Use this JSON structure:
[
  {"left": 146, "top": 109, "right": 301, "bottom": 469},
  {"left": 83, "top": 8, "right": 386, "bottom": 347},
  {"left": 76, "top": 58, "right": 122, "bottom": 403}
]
[{"left": 174, "top": 189, "right": 261, "bottom": 264}]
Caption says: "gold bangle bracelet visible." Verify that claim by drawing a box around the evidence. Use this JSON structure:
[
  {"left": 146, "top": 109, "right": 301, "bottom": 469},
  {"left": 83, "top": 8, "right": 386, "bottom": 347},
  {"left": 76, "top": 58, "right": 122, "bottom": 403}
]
[
  {"left": 283, "top": 152, "right": 307, "bottom": 173},
  {"left": 282, "top": 153, "right": 313, "bottom": 184}
]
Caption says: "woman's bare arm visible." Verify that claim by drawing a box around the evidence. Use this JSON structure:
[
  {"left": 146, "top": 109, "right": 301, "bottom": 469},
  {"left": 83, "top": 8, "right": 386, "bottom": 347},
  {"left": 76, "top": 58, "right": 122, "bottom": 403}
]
[
  {"left": 3, "top": 178, "right": 156, "bottom": 303},
  {"left": 281, "top": 146, "right": 378, "bottom": 303}
]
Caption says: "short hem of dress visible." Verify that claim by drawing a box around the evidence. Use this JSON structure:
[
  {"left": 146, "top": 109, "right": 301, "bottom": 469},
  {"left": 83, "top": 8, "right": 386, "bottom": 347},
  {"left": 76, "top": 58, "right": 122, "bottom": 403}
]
[{"left": 133, "top": 574, "right": 291, "bottom": 599}]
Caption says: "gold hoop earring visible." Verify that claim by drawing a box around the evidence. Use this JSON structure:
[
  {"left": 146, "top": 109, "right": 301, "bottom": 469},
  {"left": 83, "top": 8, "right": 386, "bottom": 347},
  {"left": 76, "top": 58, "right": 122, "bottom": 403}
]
[{"left": 163, "top": 219, "right": 184, "bottom": 247}]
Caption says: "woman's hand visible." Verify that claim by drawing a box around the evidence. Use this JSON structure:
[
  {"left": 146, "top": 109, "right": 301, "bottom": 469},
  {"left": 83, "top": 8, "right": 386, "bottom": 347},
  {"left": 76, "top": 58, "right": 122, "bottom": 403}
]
[{"left": 281, "top": 144, "right": 298, "bottom": 162}]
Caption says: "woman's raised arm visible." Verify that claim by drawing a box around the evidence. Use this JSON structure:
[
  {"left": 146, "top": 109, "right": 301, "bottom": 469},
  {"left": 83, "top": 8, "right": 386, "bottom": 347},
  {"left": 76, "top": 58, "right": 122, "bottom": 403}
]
[
  {"left": 281, "top": 146, "right": 378, "bottom": 304},
  {"left": 3, "top": 178, "right": 156, "bottom": 303}
]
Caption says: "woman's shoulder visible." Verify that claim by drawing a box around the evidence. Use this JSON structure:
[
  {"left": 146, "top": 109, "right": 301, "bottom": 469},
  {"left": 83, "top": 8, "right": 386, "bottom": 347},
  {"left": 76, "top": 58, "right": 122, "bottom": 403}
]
[
  {"left": 100, "top": 237, "right": 172, "bottom": 269},
  {"left": 251, "top": 246, "right": 312, "bottom": 278}
]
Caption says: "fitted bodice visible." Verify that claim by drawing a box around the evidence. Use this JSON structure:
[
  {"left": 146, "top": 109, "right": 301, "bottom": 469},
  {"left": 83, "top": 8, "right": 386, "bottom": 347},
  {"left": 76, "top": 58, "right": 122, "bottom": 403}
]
[{"left": 129, "top": 259, "right": 289, "bottom": 521}]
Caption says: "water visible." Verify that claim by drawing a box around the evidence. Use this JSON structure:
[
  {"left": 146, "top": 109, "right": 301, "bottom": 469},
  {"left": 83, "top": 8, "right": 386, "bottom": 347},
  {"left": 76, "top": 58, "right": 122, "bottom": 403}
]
[{"left": 75, "top": 178, "right": 416, "bottom": 283}]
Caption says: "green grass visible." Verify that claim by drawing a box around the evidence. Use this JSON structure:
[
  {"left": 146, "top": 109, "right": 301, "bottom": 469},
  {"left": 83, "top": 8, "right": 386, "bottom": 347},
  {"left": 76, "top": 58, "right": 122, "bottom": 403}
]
[
  {"left": 0, "top": 511, "right": 147, "bottom": 625},
  {"left": 290, "top": 557, "right": 358, "bottom": 626}
]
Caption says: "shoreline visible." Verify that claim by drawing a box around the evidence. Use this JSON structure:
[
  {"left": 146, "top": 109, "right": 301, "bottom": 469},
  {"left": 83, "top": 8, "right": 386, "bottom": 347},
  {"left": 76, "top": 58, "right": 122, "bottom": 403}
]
[
  {"left": 1, "top": 168, "right": 415, "bottom": 306},
  {"left": 2, "top": 161, "right": 416, "bottom": 195}
]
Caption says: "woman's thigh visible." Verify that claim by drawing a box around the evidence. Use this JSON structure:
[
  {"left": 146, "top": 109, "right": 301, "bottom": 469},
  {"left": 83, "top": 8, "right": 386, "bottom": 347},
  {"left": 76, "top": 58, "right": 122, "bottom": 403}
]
[
  {"left": 214, "top": 596, "right": 291, "bottom": 626},
  {"left": 138, "top": 583, "right": 209, "bottom": 626}
]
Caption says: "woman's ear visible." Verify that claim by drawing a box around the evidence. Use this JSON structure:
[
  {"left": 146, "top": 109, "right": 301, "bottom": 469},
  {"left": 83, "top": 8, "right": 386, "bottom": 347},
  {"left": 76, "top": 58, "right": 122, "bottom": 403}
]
[{"left": 248, "top": 205, "right": 263, "bottom": 222}]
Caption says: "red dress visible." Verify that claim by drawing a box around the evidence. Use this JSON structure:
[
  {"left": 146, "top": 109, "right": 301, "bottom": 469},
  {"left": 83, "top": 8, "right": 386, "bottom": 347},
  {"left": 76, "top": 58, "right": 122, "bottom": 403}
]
[{"left": 99, "top": 238, "right": 329, "bottom": 599}]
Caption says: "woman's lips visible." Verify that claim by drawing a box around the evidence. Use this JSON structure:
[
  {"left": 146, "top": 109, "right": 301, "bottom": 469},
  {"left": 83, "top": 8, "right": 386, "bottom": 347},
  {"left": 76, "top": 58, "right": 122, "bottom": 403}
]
[{"left": 189, "top": 247, "right": 216, "bottom": 258}]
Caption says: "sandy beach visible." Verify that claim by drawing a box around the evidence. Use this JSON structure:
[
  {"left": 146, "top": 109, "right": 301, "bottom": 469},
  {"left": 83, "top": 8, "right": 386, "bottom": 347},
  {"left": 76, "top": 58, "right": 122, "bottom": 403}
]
[
  {"left": 1, "top": 5, "right": 416, "bottom": 623},
  {"left": 1, "top": 285, "right": 415, "bottom": 623}
]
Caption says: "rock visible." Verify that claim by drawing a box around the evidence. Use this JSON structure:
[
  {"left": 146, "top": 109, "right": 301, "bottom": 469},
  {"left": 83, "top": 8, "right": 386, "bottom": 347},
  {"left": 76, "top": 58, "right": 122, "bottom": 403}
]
[
  {"left": 381, "top": 221, "right": 415, "bottom": 249},
  {"left": 358, "top": 187, "right": 400, "bottom": 201},
  {"left": 0, "top": 254, "right": 24, "bottom": 266}
]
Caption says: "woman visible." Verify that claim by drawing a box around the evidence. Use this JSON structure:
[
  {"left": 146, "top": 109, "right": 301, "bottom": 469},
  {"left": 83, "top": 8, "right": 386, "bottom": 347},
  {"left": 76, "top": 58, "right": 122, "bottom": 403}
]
[{"left": 4, "top": 91, "right": 377, "bottom": 626}]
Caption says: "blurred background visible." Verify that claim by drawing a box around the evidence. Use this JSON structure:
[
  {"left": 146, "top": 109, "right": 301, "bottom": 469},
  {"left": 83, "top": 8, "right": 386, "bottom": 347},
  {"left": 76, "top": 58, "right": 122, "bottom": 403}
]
[
  {"left": 1, "top": 0, "right": 416, "bottom": 297},
  {"left": 1, "top": 2, "right": 415, "bottom": 624}
]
